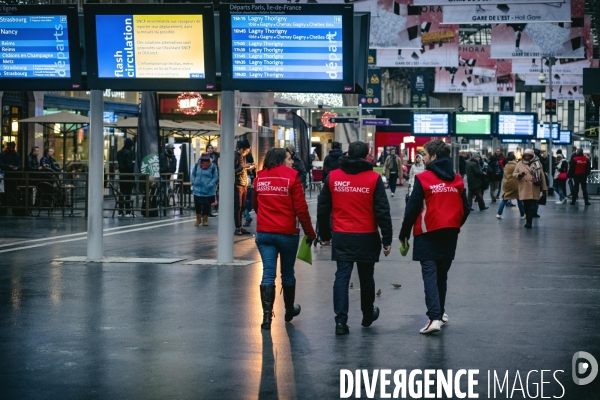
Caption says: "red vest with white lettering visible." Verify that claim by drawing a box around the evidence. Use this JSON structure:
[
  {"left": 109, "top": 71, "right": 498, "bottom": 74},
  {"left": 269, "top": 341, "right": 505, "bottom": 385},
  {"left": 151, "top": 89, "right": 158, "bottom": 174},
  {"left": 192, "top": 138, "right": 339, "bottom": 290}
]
[
  {"left": 413, "top": 170, "right": 465, "bottom": 236},
  {"left": 329, "top": 169, "right": 379, "bottom": 233},
  {"left": 572, "top": 155, "right": 589, "bottom": 175}
]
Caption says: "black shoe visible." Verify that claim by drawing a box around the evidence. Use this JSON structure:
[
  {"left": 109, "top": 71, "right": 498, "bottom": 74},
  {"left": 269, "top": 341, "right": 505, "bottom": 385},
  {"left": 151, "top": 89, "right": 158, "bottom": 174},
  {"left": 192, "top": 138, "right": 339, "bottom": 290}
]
[
  {"left": 533, "top": 214, "right": 540, "bottom": 218},
  {"left": 524, "top": 223, "right": 532, "bottom": 229},
  {"left": 470, "top": 208, "right": 475, "bottom": 211},
  {"left": 480, "top": 207, "right": 489, "bottom": 211},
  {"left": 260, "top": 285, "right": 276, "bottom": 330},
  {"left": 361, "top": 306, "right": 380, "bottom": 327},
  {"left": 585, "top": 202, "right": 592, "bottom": 206},
  {"left": 240, "top": 227, "right": 252, "bottom": 234},
  {"left": 570, "top": 202, "right": 576, "bottom": 205},
  {"left": 506, "top": 202, "right": 515, "bottom": 207},
  {"left": 235, "top": 229, "right": 243, "bottom": 236},
  {"left": 335, "top": 323, "right": 350, "bottom": 335},
  {"left": 282, "top": 284, "right": 301, "bottom": 322}
]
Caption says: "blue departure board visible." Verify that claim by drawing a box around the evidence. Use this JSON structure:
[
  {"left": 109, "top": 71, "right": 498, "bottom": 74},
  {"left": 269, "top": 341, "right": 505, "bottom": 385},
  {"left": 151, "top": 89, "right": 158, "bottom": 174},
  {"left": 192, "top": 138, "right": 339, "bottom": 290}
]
[
  {"left": 497, "top": 114, "right": 536, "bottom": 138},
  {"left": 220, "top": 4, "right": 354, "bottom": 93},
  {"left": 536, "top": 123, "right": 560, "bottom": 140},
  {"left": 0, "top": 15, "right": 70, "bottom": 78},
  {"left": 555, "top": 130, "right": 572, "bottom": 144},
  {"left": 413, "top": 113, "right": 450, "bottom": 135}
]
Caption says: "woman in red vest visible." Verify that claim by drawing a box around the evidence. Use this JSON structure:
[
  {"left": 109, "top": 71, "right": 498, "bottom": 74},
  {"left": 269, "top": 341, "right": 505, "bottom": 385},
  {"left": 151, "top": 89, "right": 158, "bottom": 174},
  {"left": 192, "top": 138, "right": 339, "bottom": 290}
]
[
  {"left": 399, "top": 140, "right": 470, "bottom": 334},
  {"left": 253, "top": 148, "right": 316, "bottom": 330}
]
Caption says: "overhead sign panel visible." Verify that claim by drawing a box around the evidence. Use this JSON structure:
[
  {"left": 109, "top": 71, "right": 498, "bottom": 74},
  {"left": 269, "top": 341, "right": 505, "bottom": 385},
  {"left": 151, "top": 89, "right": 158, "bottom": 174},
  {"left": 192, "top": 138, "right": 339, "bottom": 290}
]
[
  {"left": 84, "top": 4, "right": 217, "bottom": 91},
  {"left": 220, "top": 3, "right": 354, "bottom": 93},
  {"left": 443, "top": 1, "right": 571, "bottom": 24},
  {"left": 0, "top": 5, "right": 82, "bottom": 90},
  {"left": 414, "top": 0, "right": 565, "bottom": 4}
]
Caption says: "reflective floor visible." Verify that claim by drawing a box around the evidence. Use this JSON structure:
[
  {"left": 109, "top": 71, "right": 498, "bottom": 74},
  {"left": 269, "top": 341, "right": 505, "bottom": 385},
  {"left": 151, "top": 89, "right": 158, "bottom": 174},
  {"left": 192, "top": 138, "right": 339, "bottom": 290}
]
[{"left": 1, "top": 190, "right": 599, "bottom": 399}]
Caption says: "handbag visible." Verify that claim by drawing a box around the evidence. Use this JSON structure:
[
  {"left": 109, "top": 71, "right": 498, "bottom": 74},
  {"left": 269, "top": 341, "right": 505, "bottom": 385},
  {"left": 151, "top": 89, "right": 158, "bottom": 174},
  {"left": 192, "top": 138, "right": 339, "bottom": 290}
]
[
  {"left": 538, "top": 194, "right": 547, "bottom": 206},
  {"left": 531, "top": 176, "right": 541, "bottom": 186},
  {"left": 296, "top": 235, "right": 313, "bottom": 265},
  {"left": 557, "top": 172, "right": 567, "bottom": 181}
]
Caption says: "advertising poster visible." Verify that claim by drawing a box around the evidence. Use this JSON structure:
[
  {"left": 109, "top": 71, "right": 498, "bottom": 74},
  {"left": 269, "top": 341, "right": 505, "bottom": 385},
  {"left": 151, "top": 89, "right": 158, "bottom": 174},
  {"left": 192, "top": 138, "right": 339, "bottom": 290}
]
[
  {"left": 545, "top": 85, "right": 584, "bottom": 100},
  {"left": 414, "top": 0, "right": 564, "bottom": 4},
  {"left": 410, "top": 70, "right": 430, "bottom": 108},
  {"left": 435, "top": 45, "right": 515, "bottom": 96},
  {"left": 524, "top": 73, "right": 583, "bottom": 86},
  {"left": 357, "top": 0, "right": 422, "bottom": 49},
  {"left": 585, "top": 100, "right": 599, "bottom": 138},
  {"left": 443, "top": 1, "right": 571, "bottom": 25},
  {"left": 376, "top": 5, "right": 458, "bottom": 67}
]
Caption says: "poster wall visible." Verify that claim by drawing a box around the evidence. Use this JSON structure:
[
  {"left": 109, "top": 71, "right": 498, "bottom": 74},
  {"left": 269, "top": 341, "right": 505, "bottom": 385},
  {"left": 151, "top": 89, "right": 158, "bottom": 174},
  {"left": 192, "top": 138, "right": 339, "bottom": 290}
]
[
  {"left": 435, "top": 45, "right": 515, "bottom": 97},
  {"left": 376, "top": 5, "right": 458, "bottom": 67},
  {"left": 523, "top": 74, "right": 583, "bottom": 86},
  {"left": 358, "top": 0, "right": 422, "bottom": 49},
  {"left": 442, "top": 1, "right": 571, "bottom": 24}
]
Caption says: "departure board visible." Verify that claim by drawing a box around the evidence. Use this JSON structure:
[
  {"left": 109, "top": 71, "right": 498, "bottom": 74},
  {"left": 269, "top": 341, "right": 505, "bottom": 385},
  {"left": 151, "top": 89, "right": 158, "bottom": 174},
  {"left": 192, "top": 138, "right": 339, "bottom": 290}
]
[
  {"left": 455, "top": 113, "right": 492, "bottom": 136},
  {"left": 497, "top": 114, "right": 536, "bottom": 138},
  {"left": 536, "top": 123, "right": 560, "bottom": 140},
  {"left": 220, "top": 4, "right": 354, "bottom": 92},
  {"left": 413, "top": 113, "right": 450, "bottom": 135},
  {"left": 0, "top": 5, "right": 81, "bottom": 90},
  {"left": 556, "top": 130, "right": 572, "bottom": 144}
]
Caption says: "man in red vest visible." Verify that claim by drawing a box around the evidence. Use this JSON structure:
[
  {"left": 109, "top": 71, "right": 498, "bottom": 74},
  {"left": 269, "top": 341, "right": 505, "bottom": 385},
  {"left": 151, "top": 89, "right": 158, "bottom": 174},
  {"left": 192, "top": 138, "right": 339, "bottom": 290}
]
[
  {"left": 317, "top": 141, "right": 393, "bottom": 335},
  {"left": 568, "top": 148, "right": 592, "bottom": 206},
  {"left": 399, "top": 140, "right": 470, "bottom": 334}
]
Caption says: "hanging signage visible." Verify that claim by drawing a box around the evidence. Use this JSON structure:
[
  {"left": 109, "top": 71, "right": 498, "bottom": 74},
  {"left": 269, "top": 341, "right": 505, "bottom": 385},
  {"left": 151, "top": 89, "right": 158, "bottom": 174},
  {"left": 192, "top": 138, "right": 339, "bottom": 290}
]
[
  {"left": 585, "top": 100, "right": 599, "bottom": 138},
  {"left": 411, "top": 70, "right": 430, "bottom": 108},
  {"left": 359, "top": 68, "right": 382, "bottom": 115},
  {"left": 545, "top": 99, "right": 557, "bottom": 115},
  {"left": 443, "top": 1, "right": 571, "bottom": 24}
]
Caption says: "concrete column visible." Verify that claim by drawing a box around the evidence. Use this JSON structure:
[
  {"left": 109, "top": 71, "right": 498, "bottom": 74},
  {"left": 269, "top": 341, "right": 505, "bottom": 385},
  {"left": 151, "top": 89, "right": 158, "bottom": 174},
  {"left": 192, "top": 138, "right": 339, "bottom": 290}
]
[
  {"left": 87, "top": 91, "right": 104, "bottom": 261},
  {"left": 217, "top": 91, "right": 235, "bottom": 264},
  {"left": 32, "top": 92, "right": 45, "bottom": 150}
]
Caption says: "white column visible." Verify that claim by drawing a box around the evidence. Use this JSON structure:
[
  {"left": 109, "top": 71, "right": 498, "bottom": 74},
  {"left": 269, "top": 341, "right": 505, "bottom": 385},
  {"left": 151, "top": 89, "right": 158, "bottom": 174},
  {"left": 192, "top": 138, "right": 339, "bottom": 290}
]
[
  {"left": 87, "top": 91, "right": 104, "bottom": 261},
  {"left": 217, "top": 91, "right": 236, "bottom": 263}
]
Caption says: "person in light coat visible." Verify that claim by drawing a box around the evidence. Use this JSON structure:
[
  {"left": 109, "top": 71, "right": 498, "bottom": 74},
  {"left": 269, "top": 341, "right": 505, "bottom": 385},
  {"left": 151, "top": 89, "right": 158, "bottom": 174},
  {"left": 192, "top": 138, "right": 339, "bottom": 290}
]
[
  {"left": 408, "top": 153, "right": 425, "bottom": 195},
  {"left": 513, "top": 149, "right": 547, "bottom": 229},
  {"left": 495, "top": 152, "right": 525, "bottom": 219},
  {"left": 191, "top": 153, "right": 219, "bottom": 226}
]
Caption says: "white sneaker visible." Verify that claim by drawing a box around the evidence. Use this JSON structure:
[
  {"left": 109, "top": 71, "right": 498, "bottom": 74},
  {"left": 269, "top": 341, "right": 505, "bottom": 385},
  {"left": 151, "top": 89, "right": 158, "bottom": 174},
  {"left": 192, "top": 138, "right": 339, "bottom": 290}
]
[
  {"left": 496, "top": 214, "right": 503, "bottom": 219},
  {"left": 555, "top": 201, "right": 563, "bottom": 205},
  {"left": 420, "top": 319, "right": 442, "bottom": 334},
  {"left": 441, "top": 313, "right": 449, "bottom": 325},
  {"left": 125, "top": 214, "right": 133, "bottom": 218},
  {"left": 391, "top": 193, "right": 394, "bottom": 197},
  {"left": 521, "top": 215, "right": 526, "bottom": 219}
]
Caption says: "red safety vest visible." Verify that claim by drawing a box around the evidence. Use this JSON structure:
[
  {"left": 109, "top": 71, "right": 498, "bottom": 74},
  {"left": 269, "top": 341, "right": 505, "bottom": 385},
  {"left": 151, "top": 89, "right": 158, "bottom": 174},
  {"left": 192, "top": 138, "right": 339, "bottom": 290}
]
[
  {"left": 329, "top": 168, "right": 379, "bottom": 233},
  {"left": 413, "top": 170, "right": 465, "bottom": 236},
  {"left": 572, "top": 155, "right": 589, "bottom": 175}
]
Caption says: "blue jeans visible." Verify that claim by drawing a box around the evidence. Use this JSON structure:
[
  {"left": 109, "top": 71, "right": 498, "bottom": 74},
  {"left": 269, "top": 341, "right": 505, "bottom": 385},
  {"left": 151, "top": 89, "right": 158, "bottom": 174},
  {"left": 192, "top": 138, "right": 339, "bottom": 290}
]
[
  {"left": 420, "top": 260, "right": 452, "bottom": 321},
  {"left": 497, "top": 199, "right": 525, "bottom": 216},
  {"left": 333, "top": 261, "right": 375, "bottom": 324},
  {"left": 555, "top": 180, "right": 566, "bottom": 201},
  {"left": 256, "top": 233, "right": 300, "bottom": 286}
]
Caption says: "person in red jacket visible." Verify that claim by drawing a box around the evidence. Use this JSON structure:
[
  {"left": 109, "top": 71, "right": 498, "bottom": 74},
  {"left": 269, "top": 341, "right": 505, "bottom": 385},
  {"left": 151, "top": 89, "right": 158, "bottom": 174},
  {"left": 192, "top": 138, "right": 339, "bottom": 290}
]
[
  {"left": 399, "top": 140, "right": 470, "bottom": 334},
  {"left": 568, "top": 148, "right": 592, "bottom": 206},
  {"left": 253, "top": 148, "right": 316, "bottom": 330}
]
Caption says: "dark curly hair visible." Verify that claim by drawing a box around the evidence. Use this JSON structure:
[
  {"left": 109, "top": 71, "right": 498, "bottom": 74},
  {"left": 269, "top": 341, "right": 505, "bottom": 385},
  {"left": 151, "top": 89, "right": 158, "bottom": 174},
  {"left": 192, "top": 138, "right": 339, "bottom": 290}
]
[{"left": 262, "top": 148, "right": 287, "bottom": 170}]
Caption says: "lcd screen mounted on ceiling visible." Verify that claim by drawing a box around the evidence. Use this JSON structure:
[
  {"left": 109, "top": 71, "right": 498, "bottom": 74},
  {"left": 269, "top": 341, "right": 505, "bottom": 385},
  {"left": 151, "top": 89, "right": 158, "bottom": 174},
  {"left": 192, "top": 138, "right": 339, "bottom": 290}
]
[
  {"left": 84, "top": 4, "right": 216, "bottom": 91},
  {"left": 0, "top": 5, "right": 82, "bottom": 90},
  {"left": 453, "top": 113, "right": 493, "bottom": 138},
  {"left": 497, "top": 113, "right": 536, "bottom": 139},
  {"left": 536, "top": 122, "right": 560, "bottom": 140},
  {"left": 412, "top": 113, "right": 450, "bottom": 136},
  {"left": 220, "top": 4, "right": 354, "bottom": 93},
  {"left": 555, "top": 130, "right": 572, "bottom": 144}
]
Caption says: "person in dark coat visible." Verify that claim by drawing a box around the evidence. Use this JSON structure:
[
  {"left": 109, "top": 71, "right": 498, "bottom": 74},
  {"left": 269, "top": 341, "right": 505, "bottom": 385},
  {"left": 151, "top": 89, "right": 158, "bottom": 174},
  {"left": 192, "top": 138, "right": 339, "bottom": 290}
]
[
  {"left": 26, "top": 146, "right": 41, "bottom": 172},
  {"left": 317, "top": 141, "right": 393, "bottom": 335},
  {"left": 399, "top": 140, "right": 470, "bottom": 334},
  {"left": 323, "top": 141, "right": 344, "bottom": 182},
  {"left": 285, "top": 145, "right": 307, "bottom": 188},
  {"left": 458, "top": 152, "right": 467, "bottom": 178},
  {"left": 465, "top": 152, "right": 488, "bottom": 211},
  {"left": 234, "top": 139, "right": 255, "bottom": 235},
  {"left": 40, "top": 148, "right": 61, "bottom": 172},
  {"left": 116, "top": 138, "right": 135, "bottom": 217}
]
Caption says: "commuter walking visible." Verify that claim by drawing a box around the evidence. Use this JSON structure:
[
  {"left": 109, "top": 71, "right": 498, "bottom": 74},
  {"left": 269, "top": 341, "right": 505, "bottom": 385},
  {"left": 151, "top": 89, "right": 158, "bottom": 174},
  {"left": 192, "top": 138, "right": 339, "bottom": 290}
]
[
  {"left": 159, "top": 143, "right": 177, "bottom": 204},
  {"left": 569, "top": 148, "right": 592, "bottom": 206},
  {"left": 458, "top": 152, "right": 467, "bottom": 179},
  {"left": 382, "top": 148, "right": 401, "bottom": 197},
  {"left": 486, "top": 155, "right": 503, "bottom": 203},
  {"left": 323, "top": 141, "right": 343, "bottom": 182},
  {"left": 513, "top": 149, "right": 547, "bottom": 229},
  {"left": 234, "top": 139, "right": 255, "bottom": 235},
  {"left": 408, "top": 153, "right": 425, "bottom": 196},
  {"left": 399, "top": 140, "right": 470, "bottom": 334},
  {"left": 465, "top": 153, "right": 488, "bottom": 211},
  {"left": 496, "top": 152, "right": 525, "bottom": 219},
  {"left": 317, "top": 141, "right": 393, "bottom": 335},
  {"left": 285, "top": 145, "right": 307, "bottom": 189},
  {"left": 191, "top": 152, "right": 218, "bottom": 227},
  {"left": 116, "top": 138, "right": 135, "bottom": 217},
  {"left": 554, "top": 153, "right": 569, "bottom": 204},
  {"left": 253, "top": 148, "right": 316, "bottom": 330}
]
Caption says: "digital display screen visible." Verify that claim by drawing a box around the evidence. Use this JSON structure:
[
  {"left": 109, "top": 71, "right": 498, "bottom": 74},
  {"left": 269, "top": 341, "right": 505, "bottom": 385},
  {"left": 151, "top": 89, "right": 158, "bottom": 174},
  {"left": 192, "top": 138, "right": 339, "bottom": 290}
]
[
  {"left": 536, "top": 123, "right": 560, "bottom": 140},
  {"left": 455, "top": 114, "right": 492, "bottom": 135},
  {"left": 497, "top": 114, "right": 536, "bottom": 138},
  {"left": 413, "top": 113, "right": 450, "bottom": 135},
  {"left": 84, "top": 4, "right": 216, "bottom": 91},
  {"left": 501, "top": 139, "right": 526, "bottom": 144},
  {"left": 95, "top": 15, "right": 205, "bottom": 79},
  {"left": 555, "top": 130, "right": 572, "bottom": 144},
  {"left": 220, "top": 4, "right": 354, "bottom": 92},
  {"left": 0, "top": 5, "right": 81, "bottom": 90}
]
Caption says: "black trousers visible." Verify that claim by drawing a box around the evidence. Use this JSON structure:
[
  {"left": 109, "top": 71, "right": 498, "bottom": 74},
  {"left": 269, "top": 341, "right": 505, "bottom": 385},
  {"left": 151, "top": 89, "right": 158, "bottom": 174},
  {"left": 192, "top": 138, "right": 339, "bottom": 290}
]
[
  {"left": 523, "top": 199, "right": 538, "bottom": 226},
  {"left": 572, "top": 175, "right": 589, "bottom": 203},
  {"left": 388, "top": 172, "right": 398, "bottom": 194},
  {"left": 333, "top": 261, "right": 375, "bottom": 324},
  {"left": 195, "top": 202, "right": 211, "bottom": 215},
  {"left": 119, "top": 180, "right": 134, "bottom": 214},
  {"left": 468, "top": 188, "right": 486, "bottom": 210},
  {"left": 234, "top": 185, "right": 248, "bottom": 229}
]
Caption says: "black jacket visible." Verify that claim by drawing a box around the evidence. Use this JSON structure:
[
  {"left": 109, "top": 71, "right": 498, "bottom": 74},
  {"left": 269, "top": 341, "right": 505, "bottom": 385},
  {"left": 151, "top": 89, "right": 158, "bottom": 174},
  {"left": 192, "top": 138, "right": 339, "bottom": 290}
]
[
  {"left": 458, "top": 156, "right": 467, "bottom": 176},
  {"left": 317, "top": 156, "right": 393, "bottom": 263},
  {"left": 292, "top": 156, "right": 307, "bottom": 187},
  {"left": 465, "top": 158, "right": 485, "bottom": 190},
  {"left": 117, "top": 148, "right": 134, "bottom": 173},
  {"left": 323, "top": 148, "right": 343, "bottom": 182},
  {"left": 0, "top": 150, "right": 22, "bottom": 171},
  {"left": 159, "top": 151, "right": 177, "bottom": 174},
  {"left": 399, "top": 157, "right": 470, "bottom": 261},
  {"left": 40, "top": 155, "right": 60, "bottom": 172},
  {"left": 27, "top": 154, "right": 40, "bottom": 171}
]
